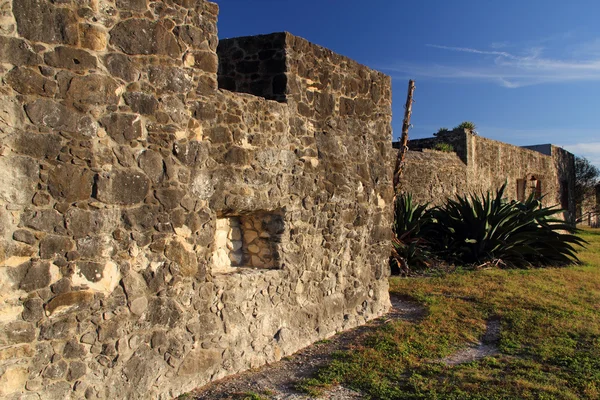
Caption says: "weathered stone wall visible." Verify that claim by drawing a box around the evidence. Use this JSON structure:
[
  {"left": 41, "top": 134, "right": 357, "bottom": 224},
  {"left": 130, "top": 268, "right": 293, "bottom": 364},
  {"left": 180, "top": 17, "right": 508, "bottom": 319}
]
[
  {"left": 397, "top": 150, "right": 467, "bottom": 206},
  {"left": 400, "top": 130, "right": 576, "bottom": 223},
  {"left": 0, "top": 2, "right": 392, "bottom": 400}
]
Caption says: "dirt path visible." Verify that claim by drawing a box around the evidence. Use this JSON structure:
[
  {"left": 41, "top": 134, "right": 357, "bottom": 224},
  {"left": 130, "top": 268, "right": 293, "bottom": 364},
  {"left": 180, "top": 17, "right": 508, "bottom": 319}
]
[
  {"left": 189, "top": 295, "right": 427, "bottom": 400},
  {"left": 441, "top": 316, "right": 501, "bottom": 366}
]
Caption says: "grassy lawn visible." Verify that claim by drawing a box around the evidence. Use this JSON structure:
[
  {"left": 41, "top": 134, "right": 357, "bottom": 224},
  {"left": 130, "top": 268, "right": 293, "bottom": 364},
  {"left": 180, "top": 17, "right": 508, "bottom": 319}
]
[{"left": 301, "top": 228, "right": 600, "bottom": 399}]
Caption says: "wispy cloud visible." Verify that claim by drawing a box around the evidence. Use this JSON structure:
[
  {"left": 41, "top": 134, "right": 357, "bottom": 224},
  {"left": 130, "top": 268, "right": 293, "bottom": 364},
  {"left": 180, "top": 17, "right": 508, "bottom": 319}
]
[
  {"left": 425, "top": 44, "right": 520, "bottom": 60},
  {"left": 382, "top": 39, "right": 600, "bottom": 88},
  {"left": 562, "top": 142, "right": 600, "bottom": 168}
]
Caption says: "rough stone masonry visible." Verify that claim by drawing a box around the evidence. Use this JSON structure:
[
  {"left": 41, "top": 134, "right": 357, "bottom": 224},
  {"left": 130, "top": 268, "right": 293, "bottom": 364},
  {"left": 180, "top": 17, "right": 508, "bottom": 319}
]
[{"left": 0, "top": 0, "right": 393, "bottom": 399}]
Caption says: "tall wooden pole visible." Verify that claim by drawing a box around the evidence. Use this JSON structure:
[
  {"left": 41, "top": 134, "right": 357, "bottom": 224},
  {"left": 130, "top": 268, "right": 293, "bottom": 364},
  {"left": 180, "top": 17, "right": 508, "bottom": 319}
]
[{"left": 393, "top": 79, "right": 415, "bottom": 196}]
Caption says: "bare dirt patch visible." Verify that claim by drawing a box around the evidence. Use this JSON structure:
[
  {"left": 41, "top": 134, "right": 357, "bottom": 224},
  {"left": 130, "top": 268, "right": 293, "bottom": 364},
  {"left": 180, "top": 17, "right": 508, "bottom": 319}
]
[
  {"left": 441, "top": 316, "right": 501, "bottom": 366},
  {"left": 188, "top": 294, "right": 427, "bottom": 399}
]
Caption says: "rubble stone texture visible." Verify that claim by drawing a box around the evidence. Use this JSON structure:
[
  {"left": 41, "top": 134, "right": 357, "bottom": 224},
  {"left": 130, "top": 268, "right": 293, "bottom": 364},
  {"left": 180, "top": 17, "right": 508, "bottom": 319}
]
[{"left": 0, "top": 1, "right": 393, "bottom": 399}]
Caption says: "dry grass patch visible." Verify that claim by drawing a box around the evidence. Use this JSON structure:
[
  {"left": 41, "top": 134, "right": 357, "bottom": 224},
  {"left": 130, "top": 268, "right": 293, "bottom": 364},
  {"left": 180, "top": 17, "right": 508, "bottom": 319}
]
[{"left": 299, "top": 228, "right": 600, "bottom": 399}]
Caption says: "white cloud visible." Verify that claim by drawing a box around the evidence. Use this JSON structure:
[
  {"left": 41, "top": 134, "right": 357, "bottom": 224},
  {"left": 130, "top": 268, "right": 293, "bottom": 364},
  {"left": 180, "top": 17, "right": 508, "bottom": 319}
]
[
  {"left": 382, "top": 40, "right": 600, "bottom": 88},
  {"left": 562, "top": 142, "right": 600, "bottom": 168},
  {"left": 425, "top": 44, "right": 520, "bottom": 60}
]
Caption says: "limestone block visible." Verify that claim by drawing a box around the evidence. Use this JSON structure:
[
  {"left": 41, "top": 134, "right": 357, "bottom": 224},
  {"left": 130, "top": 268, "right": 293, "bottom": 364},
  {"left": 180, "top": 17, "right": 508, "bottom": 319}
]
[
  {"left": 0, "top": 366, "right": 27, "bottom": 397},
  {"left": 44, "top": 46, "right": 98, "bottom": 71},
  {"left": 5, "top": 67, "right": 58, "bottom": 97},
  {"left": 146, "top": 297, "right": 182, "bottom": 328},
  {"left": 3, "top": 321, "right": 36, "bottom": 344},
  {"left": 19, "top": 260, "right": 51, "bottom": 292},
  {"left": 42, "top": 359, "right": 68, "bottom": 380},
  {"left": 39, "top": 235, "right": 74, "bottom": 259},
  {"left": 129, "top": 297, "right": 148, "bottom": 316},
  {"left": 214, "top": 227, "right": 228, "bottom": 246},
  {"left": 62, "top": 339, "right": 86, "bottom": 359},
  {"left": 0, "top": 155, "right": 38, "bottom": 206},
  {"left": 100, "top": 113, "right": 143, "bottom": 144},
  {"left": 243, "top": 230, "right": 258, "bottom": 243},
  {"left": 80, "top": 23, "right": 108, "bottom": 51},
  {"left": 48, "top": 163, "right": 95, "bottom": 202},
  {"left": 105, "top": 53, "right": 142, "bottom": 82},
  {"left": 165, "top": 237, "right": 198, "bottom": 277},
  {"left": 155, "top": 188, "right": 185, "bottom": 210},
  {"left": 67, "top": 360, "right": 87, "bottom": 381},
  {"left": 8, "top": 131, "right": 62, "bottom": 160},
  {"left": 0, "top": 36, "right": 41, "bottom": 66},
  {"left": 110, "top": 19, "right": 181, "bottom": 58},
  {"left": 25, "top": 99, "right": 97, "bottom": 137},
  {"left": 22, "top": 298, "right": 44, "bottom": 322},
  {"left": 138, "top": 150, "right": 164, "bottom": 184},
  {"left": 44, "top": 290, "right": 95, "bottom": 317},
  {"left": 20, "top": 209, "right": 64, "bottom": 233},
  {"left": 13, "top": 0, "right": 78, "bottom": 45},
  {"left": 96, "top": 170, "right": 149, "bottom": 205},
  {"left": 148, "top": 66, "right": 195, "bottom": 93},
  {"left": 0, "top": 95, "right": 26, "bottom": 134},
  {"left": 116, "top": 0, "right": 149, "bottom": 12},
  {"left": 123, "top": 91, "right": 158, "bottom": 114},
  {"left": 65, "top": 74, "right": 120, "bottom": 113},
  {"left": 191, "top": 170, "right": 215, "bottom": 200}
]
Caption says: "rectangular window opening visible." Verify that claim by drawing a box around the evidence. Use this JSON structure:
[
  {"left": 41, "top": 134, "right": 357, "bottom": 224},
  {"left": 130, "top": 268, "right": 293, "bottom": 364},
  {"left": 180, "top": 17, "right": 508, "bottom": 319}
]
[
  {"left": 516, "top": 178, "right": 526, "bottom": 203},
  {"left": 212, "top": 211, "right": 284, "bottom": 273}
]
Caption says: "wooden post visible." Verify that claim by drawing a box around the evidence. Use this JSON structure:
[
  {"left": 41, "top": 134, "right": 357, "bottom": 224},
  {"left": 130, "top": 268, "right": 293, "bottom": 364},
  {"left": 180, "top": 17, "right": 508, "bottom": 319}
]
[
  {"left": 393, "top": 79, "right": 415, "bottom": 196},
  {"left": 391, "top": 80, "right": 416, "bottom": 275}
]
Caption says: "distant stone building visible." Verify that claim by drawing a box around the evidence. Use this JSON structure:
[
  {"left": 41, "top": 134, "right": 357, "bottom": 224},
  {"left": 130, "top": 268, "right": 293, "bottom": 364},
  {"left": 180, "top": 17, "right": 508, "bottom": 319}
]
[
  {"left": 0, "top": 1, "right": 392, "bottom": 399},
  {"left": 395, "top": 129, "right": 576, "bottom": 224}
]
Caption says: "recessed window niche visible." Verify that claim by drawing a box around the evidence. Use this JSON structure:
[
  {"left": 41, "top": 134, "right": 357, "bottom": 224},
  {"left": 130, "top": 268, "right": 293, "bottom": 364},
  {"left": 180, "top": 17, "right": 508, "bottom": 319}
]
[{"left": 212, "top": 212, "right": 284, "bottom": 273}]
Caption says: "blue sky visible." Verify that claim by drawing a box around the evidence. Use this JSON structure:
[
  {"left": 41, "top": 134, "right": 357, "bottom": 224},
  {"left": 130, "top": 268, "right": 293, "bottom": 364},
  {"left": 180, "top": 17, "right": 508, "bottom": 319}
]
[{"left": 215, "top": 0, "right": 600, "bottom": 168}]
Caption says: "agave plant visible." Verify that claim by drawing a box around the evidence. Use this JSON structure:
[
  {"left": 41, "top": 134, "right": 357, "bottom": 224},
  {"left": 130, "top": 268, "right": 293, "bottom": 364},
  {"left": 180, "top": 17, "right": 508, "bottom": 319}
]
[
  {"left": 390, "top": 194, "right": 434, "bottom": 273},
  {"left": 424, "top": 183, "right": 586, "bottom": 268}
]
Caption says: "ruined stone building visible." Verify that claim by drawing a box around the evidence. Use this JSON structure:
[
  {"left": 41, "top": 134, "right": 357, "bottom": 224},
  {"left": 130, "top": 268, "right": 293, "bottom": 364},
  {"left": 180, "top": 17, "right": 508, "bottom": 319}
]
[
  {"left": 0, "top": 1, "right": 393, "bottom": 399},
  {"left": 395, "top": 129, "right": 576, "bottom": 223},
  {"left": 0, "top": 0, "right": 582, "bottom": 398}
]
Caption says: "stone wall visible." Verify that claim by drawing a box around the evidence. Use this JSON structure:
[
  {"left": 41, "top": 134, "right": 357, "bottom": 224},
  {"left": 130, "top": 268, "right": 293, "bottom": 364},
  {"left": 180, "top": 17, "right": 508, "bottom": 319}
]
[
  {"left": 0, "top": 2, "right": 392, "bottom": 399},
  {"left": 400, "top": 130, "right": 576, "bottom": 222},
  {"left": 397, "top": 150, "right": 467, "bottom": 206}
]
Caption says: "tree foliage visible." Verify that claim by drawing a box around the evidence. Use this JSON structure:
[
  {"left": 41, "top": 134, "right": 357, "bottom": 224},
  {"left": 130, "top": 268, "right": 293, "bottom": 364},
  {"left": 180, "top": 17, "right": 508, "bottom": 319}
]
[{"left": 574, "top": 156, "right": 600, "bottom": 210}]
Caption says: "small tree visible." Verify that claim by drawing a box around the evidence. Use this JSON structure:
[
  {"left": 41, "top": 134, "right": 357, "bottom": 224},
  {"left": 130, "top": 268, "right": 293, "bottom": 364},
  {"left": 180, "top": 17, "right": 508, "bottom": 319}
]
[{"left": 574, "top": 156, "right": 600, "bottom": 215}]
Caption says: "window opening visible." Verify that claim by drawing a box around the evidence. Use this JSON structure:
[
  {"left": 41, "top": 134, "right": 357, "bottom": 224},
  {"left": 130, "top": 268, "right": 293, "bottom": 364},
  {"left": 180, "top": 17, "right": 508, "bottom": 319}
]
[{"left": 212, "top": 212, "right": 284, "bottom": 273}]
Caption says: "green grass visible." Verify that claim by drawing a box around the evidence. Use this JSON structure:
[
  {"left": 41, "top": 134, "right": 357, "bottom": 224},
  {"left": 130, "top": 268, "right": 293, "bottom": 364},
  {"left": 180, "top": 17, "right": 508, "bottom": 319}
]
[{"left": 300, "top": 228, "right": 600, "bottom": 399}]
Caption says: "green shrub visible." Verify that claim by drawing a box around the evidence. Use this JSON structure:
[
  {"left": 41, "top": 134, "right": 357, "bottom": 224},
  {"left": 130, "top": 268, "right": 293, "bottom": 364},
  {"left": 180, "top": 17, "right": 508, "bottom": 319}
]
[
  {"left": 435, "top": 127, "right": 449, "bottom": 136},
  {"left": 424, "top": 183, "right": 586, "bottom": 267},
  {"left": 433, "top": 142, "right": 454, "bottom": 152},
  {"left": 455, "top": 121, "right": 476, "bottom": 131}
]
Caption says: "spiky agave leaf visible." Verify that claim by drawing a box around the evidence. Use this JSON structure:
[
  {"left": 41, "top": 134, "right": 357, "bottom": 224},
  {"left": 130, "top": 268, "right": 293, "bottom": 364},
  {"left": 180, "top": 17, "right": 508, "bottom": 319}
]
[{"left": 424, "top": 183, "right": 587, "bottom": 268}]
